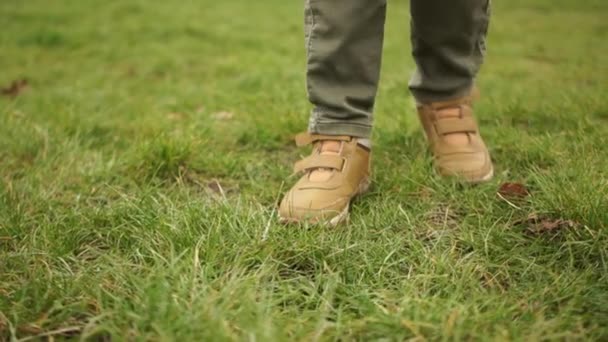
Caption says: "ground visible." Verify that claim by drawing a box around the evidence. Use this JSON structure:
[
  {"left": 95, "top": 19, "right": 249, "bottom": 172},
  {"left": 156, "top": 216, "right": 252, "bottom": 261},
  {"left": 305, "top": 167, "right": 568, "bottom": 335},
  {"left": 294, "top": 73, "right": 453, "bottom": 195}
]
[{"left": 1, "top": 0, "right": 607, "bottom": 340}]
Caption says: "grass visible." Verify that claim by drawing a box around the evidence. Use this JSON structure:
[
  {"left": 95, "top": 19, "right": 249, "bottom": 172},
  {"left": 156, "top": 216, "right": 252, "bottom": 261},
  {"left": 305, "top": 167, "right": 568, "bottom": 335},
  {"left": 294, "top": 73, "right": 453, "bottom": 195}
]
[{"left": 1, "top": 0, "right": 607, "bottom": 340}]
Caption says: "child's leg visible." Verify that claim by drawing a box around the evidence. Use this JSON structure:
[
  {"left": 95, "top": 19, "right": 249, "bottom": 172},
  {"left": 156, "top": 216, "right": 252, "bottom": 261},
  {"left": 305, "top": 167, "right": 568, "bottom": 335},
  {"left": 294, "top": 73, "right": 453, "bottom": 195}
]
[
  {"left": 305, "top": 0, "right": 387, "bottom": 139},
  {"left": 409, "top": 0, "right": 494, "bottom": 183},
  {"left": 409, "top": 0, "right": 491, "bottom": 102}
]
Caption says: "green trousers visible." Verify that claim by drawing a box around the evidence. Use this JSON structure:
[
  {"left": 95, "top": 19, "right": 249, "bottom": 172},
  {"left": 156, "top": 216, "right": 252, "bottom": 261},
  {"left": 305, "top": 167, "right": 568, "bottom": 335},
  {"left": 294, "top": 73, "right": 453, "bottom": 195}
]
[{"left": 305, "top": 0, "right": 491, "bottom": 138}]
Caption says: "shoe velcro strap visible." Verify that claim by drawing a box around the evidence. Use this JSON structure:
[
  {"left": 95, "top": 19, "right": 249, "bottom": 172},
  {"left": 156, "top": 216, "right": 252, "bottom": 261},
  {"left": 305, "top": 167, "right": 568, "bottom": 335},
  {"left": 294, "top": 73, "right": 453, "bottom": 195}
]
[
  {"left": 294, "top": 154, "right": 346, "bottom": 173},
  {"left": 435, "top": 143, "right": 479, "bottom": 155},
  {"left": 434, "top": 117, "right": 478, "bottom": 136},
  {"left": 295, "top": 132, "right": 352, "bottom": 147}
]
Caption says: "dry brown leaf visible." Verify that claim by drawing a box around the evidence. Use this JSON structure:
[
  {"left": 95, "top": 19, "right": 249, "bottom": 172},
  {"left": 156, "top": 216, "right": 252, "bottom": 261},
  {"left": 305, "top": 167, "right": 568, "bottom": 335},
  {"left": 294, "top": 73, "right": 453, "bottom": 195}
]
[
  {"left": 515, "top": 213, "right": 577, "bottom": 235},
  {"left": 531, "top": 218, "right": 576, "bottom": 235},
  {"left": 1, "top": 79, "right": 28, "bottom": 98},
  {"left": 498, "top": 182, "right": 530, "bottom": 198}
]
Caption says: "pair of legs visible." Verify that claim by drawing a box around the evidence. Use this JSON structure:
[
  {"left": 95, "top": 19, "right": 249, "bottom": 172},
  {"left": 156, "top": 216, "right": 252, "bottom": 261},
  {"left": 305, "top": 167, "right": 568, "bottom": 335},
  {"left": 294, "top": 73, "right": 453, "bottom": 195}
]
[
  {"left": 280, "top": 0, "right": 493, "bottom": 225},
  {"left": 306, "top": 0, "right": 491, "bottom": 137}
]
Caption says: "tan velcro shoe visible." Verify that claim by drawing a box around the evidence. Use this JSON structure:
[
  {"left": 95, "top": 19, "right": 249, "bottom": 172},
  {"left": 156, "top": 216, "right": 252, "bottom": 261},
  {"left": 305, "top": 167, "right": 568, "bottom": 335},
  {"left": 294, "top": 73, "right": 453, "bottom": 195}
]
[
  {"left": 279, "top": 133, "right": 371, "bottom": 226},
  {"left": 417, "top": 93, "right": 494, "bottom": 183}
]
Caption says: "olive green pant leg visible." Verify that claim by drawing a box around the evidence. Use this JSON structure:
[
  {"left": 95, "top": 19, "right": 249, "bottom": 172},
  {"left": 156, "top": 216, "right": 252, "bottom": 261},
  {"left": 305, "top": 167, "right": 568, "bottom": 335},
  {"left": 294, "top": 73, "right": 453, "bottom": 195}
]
[
  {"left": 409, "top": 0, "right": 491, "bottom": 102},
  {"left": 305, "top": 0, "right": 387, "bottom": 139}
]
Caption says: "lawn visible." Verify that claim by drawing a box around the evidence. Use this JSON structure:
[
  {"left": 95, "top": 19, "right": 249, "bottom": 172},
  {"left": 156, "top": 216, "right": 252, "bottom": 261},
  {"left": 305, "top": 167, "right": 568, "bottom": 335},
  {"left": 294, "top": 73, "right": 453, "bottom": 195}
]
[{"left": 1, "top": 0, "right": 607, "bottom": 340}]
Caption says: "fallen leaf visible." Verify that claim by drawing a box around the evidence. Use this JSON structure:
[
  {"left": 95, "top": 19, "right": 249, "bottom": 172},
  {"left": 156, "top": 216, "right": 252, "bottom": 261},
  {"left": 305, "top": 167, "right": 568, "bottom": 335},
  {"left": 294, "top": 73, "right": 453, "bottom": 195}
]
[
  {"left": 514, "top": 213, "right": 577, "bottom": 235},
  {"left": 1, "top": 79, "right": 28, "bottom": 98},
  {"left": 531, "top": 218, "right": 576, "bottom": 235},
  {"left": 498, "top": 182, "right": 530, "bottom": 198},
  {"left": 212, "top": 111, "right": 234, "bottom": 121}
]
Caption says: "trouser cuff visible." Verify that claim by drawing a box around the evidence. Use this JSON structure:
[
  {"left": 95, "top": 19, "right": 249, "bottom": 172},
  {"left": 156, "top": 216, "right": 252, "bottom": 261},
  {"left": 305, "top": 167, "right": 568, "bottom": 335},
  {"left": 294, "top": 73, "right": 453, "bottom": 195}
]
[
  {"left": 308, "top": 121, "right": 372, "bottom": 139},
  {"left": 410, "top": 81, "right": 475, "bottom": 104}
]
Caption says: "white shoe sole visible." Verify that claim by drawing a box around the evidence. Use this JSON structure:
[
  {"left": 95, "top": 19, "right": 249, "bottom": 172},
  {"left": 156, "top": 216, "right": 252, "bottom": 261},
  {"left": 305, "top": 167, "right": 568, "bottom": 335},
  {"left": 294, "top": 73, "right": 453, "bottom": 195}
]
[{"left": 467, "top": 166, "right": 494, "bottom": 184}]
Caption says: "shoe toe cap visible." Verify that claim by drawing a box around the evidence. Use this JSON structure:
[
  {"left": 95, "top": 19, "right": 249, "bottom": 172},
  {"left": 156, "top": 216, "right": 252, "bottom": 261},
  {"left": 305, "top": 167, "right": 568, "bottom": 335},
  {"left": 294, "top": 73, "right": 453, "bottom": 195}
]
[
  {"left": 279, "top": 188, "right": 349, "bottom": 222},
  {"left": 437, "top": 152, "right": 493, "bottom": 181}
]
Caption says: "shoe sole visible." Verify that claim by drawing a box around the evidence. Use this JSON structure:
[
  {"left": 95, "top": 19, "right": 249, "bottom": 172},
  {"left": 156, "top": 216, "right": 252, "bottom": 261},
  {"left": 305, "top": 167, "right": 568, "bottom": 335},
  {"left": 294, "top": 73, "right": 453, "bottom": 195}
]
[
  {"left": 279, "top": 177, "right": 371, "bottom": 227},
  {"left": 437, "top": 163, "right": 494, "bottom": 185},
  {"left": 466, "top": 166, "right": 494, "bottom": 184}
]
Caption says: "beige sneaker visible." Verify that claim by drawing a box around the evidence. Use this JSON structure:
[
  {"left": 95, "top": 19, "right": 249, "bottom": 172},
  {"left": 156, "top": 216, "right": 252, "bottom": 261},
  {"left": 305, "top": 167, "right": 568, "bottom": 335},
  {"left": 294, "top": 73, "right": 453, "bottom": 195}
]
[
  {"left": 279, "top": 133, "right": 371, "bottom": 226},
  {"left": 417, "top": 93, "right": 494, "bottom": 183}
]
